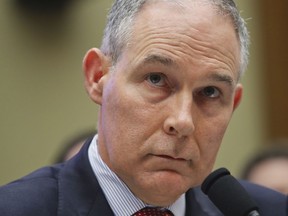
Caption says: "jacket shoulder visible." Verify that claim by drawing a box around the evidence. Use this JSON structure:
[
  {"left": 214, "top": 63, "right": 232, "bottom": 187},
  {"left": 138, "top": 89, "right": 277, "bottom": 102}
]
[
  {"left": 0, "top": 165, "right": 63, "bottom": 216},
  {"left": 187, "top": 181, "right": 287, "bottom": 216},
  {"left": 240, "top": 180, "right": 288, "bottom": 216}
]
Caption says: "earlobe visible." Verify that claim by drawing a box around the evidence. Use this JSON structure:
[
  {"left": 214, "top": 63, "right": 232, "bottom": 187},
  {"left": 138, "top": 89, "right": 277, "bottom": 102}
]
[
  {"left": 233, "top": 84, "right": 243, "bottom": 111},
  {"left": 83, "top": 48, "right": 109, "bottom": 105}
]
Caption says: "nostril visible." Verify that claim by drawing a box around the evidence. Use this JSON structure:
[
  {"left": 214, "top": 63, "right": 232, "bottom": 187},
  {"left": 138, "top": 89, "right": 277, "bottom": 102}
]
[{"left": 169, "top": 127, "right": 175, "bottom": 133}]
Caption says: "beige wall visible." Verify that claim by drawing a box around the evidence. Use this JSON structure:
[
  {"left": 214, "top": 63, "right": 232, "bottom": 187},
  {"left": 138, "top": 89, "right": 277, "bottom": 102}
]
[{"left": 0, "top": 0, "right": 264, "bottom": 185}]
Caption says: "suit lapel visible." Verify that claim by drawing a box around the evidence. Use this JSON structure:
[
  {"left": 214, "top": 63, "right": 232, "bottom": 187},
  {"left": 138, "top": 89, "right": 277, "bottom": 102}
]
[
  {"left": 185, "top": 187, "right": 223, "bottom": 216},
  {"left": 58, "top": 137, "right": 114, "bottom": 216}
]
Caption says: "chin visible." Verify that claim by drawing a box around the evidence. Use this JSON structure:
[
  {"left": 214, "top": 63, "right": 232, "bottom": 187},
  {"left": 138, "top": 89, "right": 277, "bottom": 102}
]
[
  {"left": 141, "top": 171, "right": 192, "bottom": 202},
  {"left": 143, "top": 187, "right": 184, "bottom": 207}
]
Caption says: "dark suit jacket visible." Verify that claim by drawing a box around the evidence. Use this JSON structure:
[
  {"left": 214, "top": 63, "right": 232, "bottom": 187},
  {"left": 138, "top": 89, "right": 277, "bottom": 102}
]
[{"left": 0, "top": 138, "right": 287, "bottom": 216}]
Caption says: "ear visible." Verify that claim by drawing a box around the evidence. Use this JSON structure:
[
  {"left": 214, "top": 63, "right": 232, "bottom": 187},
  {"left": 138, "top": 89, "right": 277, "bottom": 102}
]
[
  {"left": 83, "top": 48, "right": 109, "bottom": 105},
  {"left": 233, "top": 83, "right": 243, "bottom": 111}
]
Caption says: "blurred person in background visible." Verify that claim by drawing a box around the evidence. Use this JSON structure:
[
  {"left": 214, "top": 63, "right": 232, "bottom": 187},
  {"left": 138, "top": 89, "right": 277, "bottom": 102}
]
[
  {"left": 54, "top": 130, "right": 96, "bottom": 163},
  {"left": 241, "top": 143, "right": 288, "bottom": 195}
]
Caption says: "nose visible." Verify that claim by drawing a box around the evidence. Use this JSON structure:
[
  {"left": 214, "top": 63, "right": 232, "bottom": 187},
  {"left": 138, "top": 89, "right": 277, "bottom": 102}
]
[{"left": 163, "top": 94, "right": 195, "bottom": 138}]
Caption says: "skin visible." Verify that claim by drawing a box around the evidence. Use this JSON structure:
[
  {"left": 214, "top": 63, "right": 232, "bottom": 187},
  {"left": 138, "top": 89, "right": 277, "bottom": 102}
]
[
  {"left": 63, "top": 142, "right": 85, "bottom": 161},
  {"left": 83, "top": 1, "right": 242, "bottom": 206},
  {"left": 247, "top": 158, "right": 288, "bottom": 195}
]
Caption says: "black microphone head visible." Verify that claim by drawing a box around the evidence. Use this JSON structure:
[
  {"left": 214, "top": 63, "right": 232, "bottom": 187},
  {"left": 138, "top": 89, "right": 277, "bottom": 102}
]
[{"left": 201, "top": 168, "right": 259, "bottom": 216}]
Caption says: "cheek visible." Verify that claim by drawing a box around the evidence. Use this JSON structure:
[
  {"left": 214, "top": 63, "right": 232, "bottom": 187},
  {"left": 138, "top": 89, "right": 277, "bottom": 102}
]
[
  {"left": 194, "top": 123, "right": 228, "bottom": 183},
  {"left": 100, "top": 81, "right": 153, "bottom": 160},
  {"left": 103, "top": 78, "right": 163, "bottom": 137},
  {"left": 198, "top": 115, "right": 232, "bottom": 161}
]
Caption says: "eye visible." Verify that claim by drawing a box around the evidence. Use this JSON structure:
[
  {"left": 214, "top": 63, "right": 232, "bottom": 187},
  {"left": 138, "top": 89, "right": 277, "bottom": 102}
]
[
  {"left": 201, "top": 86, "right": 220, "bottom": 98},
  {"left": 146, "top": 73, "right": 166, "bottom": 87}
]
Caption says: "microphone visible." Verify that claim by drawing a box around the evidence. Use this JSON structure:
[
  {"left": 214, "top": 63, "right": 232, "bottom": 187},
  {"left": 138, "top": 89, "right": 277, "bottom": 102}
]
[{"left": 201, "top": 168, "right": 260, "bottom": 216}]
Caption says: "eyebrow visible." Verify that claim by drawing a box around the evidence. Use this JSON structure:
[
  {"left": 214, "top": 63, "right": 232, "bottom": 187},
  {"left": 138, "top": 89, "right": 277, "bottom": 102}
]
[
  {"left": 140, "top": 54, "right": 177, "bottom": 68},
  {"left": 207, "top": 73, "right": 235, "bottom": 87}
]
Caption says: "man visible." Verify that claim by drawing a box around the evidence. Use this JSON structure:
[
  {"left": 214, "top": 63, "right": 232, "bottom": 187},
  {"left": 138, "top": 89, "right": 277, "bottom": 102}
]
[
  {"left": 242, "top": 145, "right": 288, "bottom": 195},
  {"left": 0, "top": 0, "right": 287, "bottom": 215}
]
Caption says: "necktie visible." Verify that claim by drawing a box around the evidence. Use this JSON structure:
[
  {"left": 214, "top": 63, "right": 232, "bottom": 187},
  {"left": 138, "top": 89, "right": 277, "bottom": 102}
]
[{"left": 132, "top": 207, "right": 174, "bottom": 216}]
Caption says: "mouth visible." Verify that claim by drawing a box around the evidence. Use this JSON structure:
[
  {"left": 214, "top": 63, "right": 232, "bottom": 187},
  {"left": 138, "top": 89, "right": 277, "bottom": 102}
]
[
  {"left": 155, "top": 154, "right": 187, "bottom": 162},
  {"left": 149, "top": 154, "right": 192, "bottom": 173}
]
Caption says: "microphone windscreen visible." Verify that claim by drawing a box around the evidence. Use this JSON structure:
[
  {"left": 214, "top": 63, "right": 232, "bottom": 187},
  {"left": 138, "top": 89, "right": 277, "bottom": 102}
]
[{"left": 201, "top": 168, "right": 259, "bottom": 216}]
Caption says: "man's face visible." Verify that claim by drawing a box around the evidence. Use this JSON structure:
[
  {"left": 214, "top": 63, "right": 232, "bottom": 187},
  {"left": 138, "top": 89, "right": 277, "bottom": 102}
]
[{"left": 94, "top": 1, "right": 242, "bottom": 206}]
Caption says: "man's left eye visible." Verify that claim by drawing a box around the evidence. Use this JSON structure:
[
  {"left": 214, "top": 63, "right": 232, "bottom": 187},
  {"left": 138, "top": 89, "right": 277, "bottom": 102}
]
[
  {"left": 146, "top": 73, "right": 166, "bottom": 87},
  {"left": 201, "top": 86, "right": 220, "bottom": 98}
]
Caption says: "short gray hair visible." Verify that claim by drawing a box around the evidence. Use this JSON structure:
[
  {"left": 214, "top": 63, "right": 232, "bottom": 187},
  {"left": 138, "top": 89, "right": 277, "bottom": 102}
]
[{"left": 100, "top": 0, "right": 250, "bottom": 77}]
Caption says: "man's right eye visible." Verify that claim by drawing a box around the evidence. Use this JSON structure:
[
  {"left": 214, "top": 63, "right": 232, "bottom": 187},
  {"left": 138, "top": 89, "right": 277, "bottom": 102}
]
[
  {"left": 201, "top": 86, "right": 221, "bottom": 98},
  {"left": 146, "top": 73, "right": 166, "bottom": 87}
]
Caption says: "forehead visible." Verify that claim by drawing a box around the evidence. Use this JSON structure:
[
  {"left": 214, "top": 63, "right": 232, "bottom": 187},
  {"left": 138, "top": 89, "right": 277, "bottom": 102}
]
[
  {"left": 129, "top": 0, "right": 239, "bottom": 50},
  {"left": 135, "top": 0, "right": 234, "bottom": 36},
  {"left": 122, "top": 0, "right": 240, "bottom": 76}
]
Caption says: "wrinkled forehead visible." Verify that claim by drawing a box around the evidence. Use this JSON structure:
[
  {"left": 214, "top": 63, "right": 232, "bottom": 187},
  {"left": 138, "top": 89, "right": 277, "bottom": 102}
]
[{"left": 121, "top": 0, "right": 241, "bottom": 79}]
